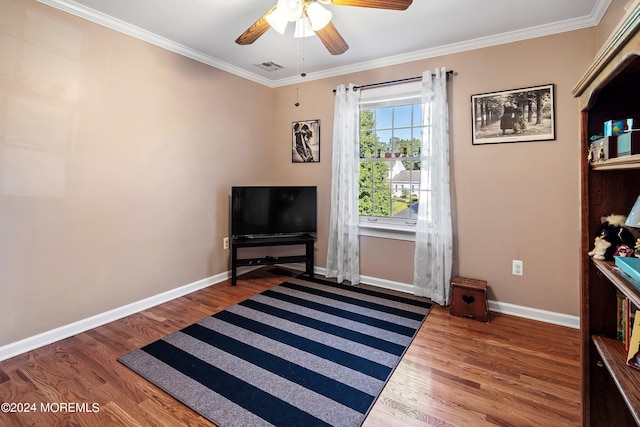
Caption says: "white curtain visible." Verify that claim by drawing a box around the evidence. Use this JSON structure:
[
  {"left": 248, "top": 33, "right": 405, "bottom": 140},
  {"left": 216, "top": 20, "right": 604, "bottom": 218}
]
[
  {"left": 326, "top": 84, "right": 360, "bottom": 284},
  {"left": 413, "top": 68, "right": 453, "bottom": 305}
]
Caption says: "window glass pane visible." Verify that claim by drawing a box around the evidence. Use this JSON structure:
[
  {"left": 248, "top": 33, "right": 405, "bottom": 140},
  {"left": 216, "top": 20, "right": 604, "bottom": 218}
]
[
  {"left": 372, "top": 189, "right": 391, "bottom": 217},
  {"left": 394, "top": 105, "right": 412, "bottom": 128},
  {"left": 376, "top": 108, "right": 393, "bottom": 129},
  {"left": 376, "top": 129, "right": 392, "bottom": 154},
  {"left": 371, "top": 161, "right": 390, "bottom": 187},
  {"left": 390, "top": 164, "right": 419, "bottom": 221},
  {"left": 359, "top": 188, "right": 373, "bottom": 216},
  {"left": 411, "top": 127, "right": 422, "bottom": 156},
  {"left": 359, "top": 162, "right": 373, "bottom": 188},
  {"left": 407, "top": 161, "right": 421, "bottom": 184},
  {"left": 360, "top": 108, "right": 374, "bottom": 130},
  {"left": 392, "top": 127, "right": 411, "bottom": 153},
  {"left": 392, "top": 199, "right": 415, "bottom": 219},
  {"left": 360, "top": 130, "right": 375, "bottom": 157},
  {"left": 413, "top": 104, "right": 422, "bottom": 125},
  {"left": 360, "top": 109, "right": 376, "bottom": 157},
  {"left": 408, "top": 195, "right": 419, "bottom": 220}
]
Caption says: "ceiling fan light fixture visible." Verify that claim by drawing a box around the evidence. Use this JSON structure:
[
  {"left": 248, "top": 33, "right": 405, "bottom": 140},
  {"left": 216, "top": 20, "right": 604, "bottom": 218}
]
[
  {"left": 306, "top": 2, "right": 332, "bottom": 31},
  {"left": 265, "top": 8, "right": 288, "bottom": 34},
  {"left": 276, "top": 0, "right": 303, "bottom": 22},
  {"left": 293, "top": 16, "right": 314, "bottom": 38},
  {"left": 237, "top": 0, "right": 409, "bottom": 54}
]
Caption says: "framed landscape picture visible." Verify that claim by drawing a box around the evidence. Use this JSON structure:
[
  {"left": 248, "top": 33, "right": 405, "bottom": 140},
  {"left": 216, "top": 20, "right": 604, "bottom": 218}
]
[
  {"left": 292, "top": 120, "right": 320, "bottom": 163},
  {"left": 471, "top": 84, "right": 555, "bottom": 145}
]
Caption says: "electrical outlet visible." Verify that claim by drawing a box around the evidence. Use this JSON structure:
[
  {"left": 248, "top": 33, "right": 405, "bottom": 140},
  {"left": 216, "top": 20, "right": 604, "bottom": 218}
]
[
  {"left": 223, "top": 237, "right": 229, "bottom": 250},
  {"left": 512, "top": 259, "right": 523, "bottom": 276}
]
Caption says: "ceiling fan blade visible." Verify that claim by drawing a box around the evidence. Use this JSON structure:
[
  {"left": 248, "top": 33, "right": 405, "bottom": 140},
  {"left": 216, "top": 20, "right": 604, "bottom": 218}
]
[
  {"left": 235, "top": 7, "right": 275, "bottom": 45},
  {"left": 315, "top": 22, "right": 349, "bottom": 55},
  {"left": 330, "top": 0, "right": 412, "bottom": 10}
]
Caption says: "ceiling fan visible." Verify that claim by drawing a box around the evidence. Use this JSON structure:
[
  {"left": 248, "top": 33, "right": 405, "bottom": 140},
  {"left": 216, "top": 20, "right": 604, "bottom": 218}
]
[{"left": 235, "top": 0, "right": 413, "bottom": 55}]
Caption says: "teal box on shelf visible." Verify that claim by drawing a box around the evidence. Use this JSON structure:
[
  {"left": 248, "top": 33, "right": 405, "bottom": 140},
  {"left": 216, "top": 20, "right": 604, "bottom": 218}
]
[
  {"left": 617, "top": 130, "right": 640, "bottom": 156},
  {"left": 615, "top": 256, "right": 640, "bottom": 283}
]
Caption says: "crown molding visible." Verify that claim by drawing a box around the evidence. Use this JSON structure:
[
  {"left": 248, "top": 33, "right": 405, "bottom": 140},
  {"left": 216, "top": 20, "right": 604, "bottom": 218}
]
[
  {"left": 271, "top": 3, "right": 610, "bottom": 87},
  {"left": 37, "top": 0, "right": 610, "bottom": 89}
]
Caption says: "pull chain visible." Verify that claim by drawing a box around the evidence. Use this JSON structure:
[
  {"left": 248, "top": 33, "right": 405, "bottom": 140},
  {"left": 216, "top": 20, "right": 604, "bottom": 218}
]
[{"left": 295, "top": 30, "right": 306, "bottom": 107}]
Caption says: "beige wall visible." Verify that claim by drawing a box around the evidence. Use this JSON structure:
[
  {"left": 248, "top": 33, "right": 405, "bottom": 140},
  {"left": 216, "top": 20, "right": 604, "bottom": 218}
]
[
  {"left": 0, "top": 0, "right": 623, "bottom": 347},
  {"left": 597, "top": 0, "right": 630, "bottom": 50},
  {"left": 271, "top": 29, "right": 599, "bottom": 317},
  {"left": 0, "top": 0, "right": 273, "bottom": 345}
]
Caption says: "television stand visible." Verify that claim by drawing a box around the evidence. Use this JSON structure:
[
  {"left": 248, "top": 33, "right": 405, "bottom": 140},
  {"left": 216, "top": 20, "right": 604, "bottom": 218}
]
[{"left": 231, "top": 235, "right": 315, "bottom": 286}]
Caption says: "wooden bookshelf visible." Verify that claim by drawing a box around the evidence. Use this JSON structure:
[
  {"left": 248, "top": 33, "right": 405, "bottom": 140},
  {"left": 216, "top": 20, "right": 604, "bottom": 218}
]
[{"left": 573, "top": 1, "right": 640, "bottom": 424}]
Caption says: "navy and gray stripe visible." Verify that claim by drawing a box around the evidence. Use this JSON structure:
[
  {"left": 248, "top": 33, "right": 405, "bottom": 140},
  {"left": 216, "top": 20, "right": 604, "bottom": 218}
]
[{"left": 119, "top": 277, "right": 432, "bottom": 427}]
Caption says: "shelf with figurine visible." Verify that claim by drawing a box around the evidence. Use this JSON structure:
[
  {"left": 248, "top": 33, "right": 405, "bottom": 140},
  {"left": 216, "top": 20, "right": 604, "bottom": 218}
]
[
  {"left": 588, "top": 201, "right": 640, "bottom": 296},
  {"left": 590, "top": 154, "right": 640, "bottom": 170},
  {"left": 588, "top": 214, "right": 640, "bottom": 261},
  {"left": 588, "top": 120, "right": 640, "bottom": 170}
]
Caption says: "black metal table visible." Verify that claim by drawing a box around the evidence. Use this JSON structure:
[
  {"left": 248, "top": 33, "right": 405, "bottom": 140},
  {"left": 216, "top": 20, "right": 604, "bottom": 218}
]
[{"left": 231, "top": 235, "right": 315, "bottom": 286}]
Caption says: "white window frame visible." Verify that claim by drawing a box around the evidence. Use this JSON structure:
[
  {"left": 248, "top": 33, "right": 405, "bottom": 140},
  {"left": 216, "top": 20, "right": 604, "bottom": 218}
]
[{"left": 358, "top": 82, "right": 423, "bottom": 241}]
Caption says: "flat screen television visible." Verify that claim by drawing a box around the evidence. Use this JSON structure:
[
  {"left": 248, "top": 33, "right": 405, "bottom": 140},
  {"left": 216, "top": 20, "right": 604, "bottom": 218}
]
[{"left": 231, "top": 186, "right": 317, "bottom": 239}]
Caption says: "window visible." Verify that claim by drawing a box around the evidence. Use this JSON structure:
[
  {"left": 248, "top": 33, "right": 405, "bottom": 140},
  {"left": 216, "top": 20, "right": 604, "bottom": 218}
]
[{"left": 358, "top": 82, "right": 428, "bottom": 239}]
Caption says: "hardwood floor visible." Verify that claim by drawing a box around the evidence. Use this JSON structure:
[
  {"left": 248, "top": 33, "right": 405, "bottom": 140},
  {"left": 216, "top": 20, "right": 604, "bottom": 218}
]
[{"left": 0, "top": 268, "right": 580, "bottom": 426}]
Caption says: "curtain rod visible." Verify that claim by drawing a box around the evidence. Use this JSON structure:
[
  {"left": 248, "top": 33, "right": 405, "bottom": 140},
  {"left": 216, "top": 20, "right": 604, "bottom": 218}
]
[{"left": 332, "top": 70, "right": 455, "bottom": 93}]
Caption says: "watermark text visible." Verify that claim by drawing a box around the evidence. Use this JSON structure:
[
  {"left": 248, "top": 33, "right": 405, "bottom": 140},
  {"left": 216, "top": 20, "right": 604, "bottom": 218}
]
[{"left": 1, "top": 402, "right": 100, "bottom": 413}]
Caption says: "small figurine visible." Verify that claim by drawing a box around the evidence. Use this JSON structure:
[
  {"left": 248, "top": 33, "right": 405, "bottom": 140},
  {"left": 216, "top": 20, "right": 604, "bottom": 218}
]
[
  {"left": 615, "top": 244, "right": 633, "bottom": 257},
  {"left": 587, "top": 145, "right": 594, "bottom": 163},
  {"left": 589, "top": 235, "right": 610, "bottom": 260},
  {"left": 597, "top": 141, "right": 606, "bottom": 161}
]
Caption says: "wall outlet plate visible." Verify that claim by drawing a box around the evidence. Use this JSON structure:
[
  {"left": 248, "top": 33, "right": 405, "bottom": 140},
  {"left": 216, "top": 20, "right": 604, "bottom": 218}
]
[{"left": 512, "top": 259, "right": 523, "bottom": 276}]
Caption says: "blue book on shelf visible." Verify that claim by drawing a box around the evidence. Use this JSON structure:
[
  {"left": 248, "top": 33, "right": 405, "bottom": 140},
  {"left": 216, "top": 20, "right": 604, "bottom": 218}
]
[{"left": 615, "top": 256, "right": 640, "bottom": 283}]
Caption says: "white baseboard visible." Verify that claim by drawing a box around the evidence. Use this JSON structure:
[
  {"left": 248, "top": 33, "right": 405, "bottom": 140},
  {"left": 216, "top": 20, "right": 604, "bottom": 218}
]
[
  {"left": 314, "top": 266, "right": 580, "bottom": 329},
  {"left": 0, "top": 272, "right": 229, "bottom": 362},
  {"left": 487, "top": 300, "right": 579, "bottom": 329},
  {"left": 0, "top": 266, "right": 579, "bottom": 362}
]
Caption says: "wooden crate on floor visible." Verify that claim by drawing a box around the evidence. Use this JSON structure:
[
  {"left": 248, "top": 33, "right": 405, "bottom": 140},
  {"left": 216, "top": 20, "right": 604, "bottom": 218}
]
[{"left": 450, "top": 276, "right": 489, "bottom": 322}]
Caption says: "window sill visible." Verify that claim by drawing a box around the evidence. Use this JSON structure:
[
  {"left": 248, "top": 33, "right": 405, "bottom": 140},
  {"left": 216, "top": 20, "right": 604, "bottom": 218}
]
[{"left": 358, "top": 221, "right": 416, "bottom": 241}]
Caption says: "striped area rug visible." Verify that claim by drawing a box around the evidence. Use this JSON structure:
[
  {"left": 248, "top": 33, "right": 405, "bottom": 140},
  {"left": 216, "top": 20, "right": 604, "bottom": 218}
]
[{"left": 119, "top": 275, "right": 432, "bottom": 427}]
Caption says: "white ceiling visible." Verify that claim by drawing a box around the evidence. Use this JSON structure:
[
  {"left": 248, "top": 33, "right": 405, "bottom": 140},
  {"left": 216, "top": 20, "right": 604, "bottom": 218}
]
[{"left": 37, "top": 0, "right": 610, "bottom": 87}]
